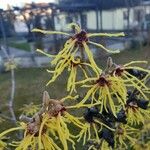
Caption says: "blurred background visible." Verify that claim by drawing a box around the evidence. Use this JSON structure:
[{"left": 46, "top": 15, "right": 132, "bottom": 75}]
[{"left": 0, "top": 0, "right": 150, "bottom": 145}]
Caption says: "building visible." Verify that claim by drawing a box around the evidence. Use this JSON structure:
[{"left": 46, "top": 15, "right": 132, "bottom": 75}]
[
  {"left": 11, "top": 0, "right": 150, "bottom": 33},
  {"left": 54, "top": 0, "right": 150, "bottom": 31}
]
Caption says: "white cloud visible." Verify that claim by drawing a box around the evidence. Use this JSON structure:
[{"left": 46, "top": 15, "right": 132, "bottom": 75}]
[{"left": 0, "top": 0, "right": 55, "bottom": 10}]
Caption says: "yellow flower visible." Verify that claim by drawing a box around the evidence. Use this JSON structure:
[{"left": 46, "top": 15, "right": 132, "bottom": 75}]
[
  {"left": 32, "top": 23, "right": 124, "bottom": 84},
  {"left": 75, "top": 74, "right": 127, "bottom": 116},
  {"left": 133, "top": 142, "right": 150, "bottom": 150},
  {"left": 19, "top": 102, "right": 40, "bottom": 116},
  {"left": 0, "top": 138, "right": 7, "bottom": 150},
  {"left": 67, "top": 56, "right": 90, "bottom": 94},
  {"left": 126, "top": 102, "right": 150, "bottom": 125},
  {"left": 37, "top": 98, "right": 84, "bottom": 150},
  {"left": 132, "top": 121, "right": 150, "bottom": 150},
  {"left": 88, "top": 140, "right": 112, "bottom": 150},
  {"left": 66, "top": 56, "right": 98, "bottom": 94},
  {"left": 100, "top": 140, "right": 112, "bottom": 150},
  {"left": 26, "top": 91, "right": 85, "bottom": 150},
  {"left": 4, "top": 59, "right": 17, "bottom": 71},
  {"left": 6, "top": 118, "right": 61, "bottom": 150},
  {"left": 0, "top": 115, "right": 61, "bottom": 150},
  {"left": 76, "top": 122, "right": 99, "bottom": 145},
  {"left": 114, "top": 124, "right": 139, "bottom": 149},
  {"left": 37, "top": 92, "right": 115, "bottom": 150},
  {"left": 43, "top": 113, "right": 76, "bottom": 150},
  {"left": 37, "top": 49, "right": 96, "bottom": 93},
  {"left": 112, "top": 61, "right": 150, "bottom": 100},
  {"left": 16, "top": 118, "right": 61, "bottom": 150}
]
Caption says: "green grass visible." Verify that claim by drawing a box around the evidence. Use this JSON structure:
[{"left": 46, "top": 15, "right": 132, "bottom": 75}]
[
  {"left": 96, "top": 45, "right": 150, "bottom": 68},
  {"left": 1, "top": 37, "right": 31, "bottom": 51},
  {"left": 9, "top": 41, "right": 31, "bottom": 51},
  {"left": 0, "top": 45, "right": 149, "bottom": 149}
]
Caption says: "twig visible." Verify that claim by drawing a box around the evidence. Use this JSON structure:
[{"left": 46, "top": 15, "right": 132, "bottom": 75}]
[
  {"left": 1, "top": 43, "right": 20, "bottom": 138},
  {"left": 8, "top": 69, "right": 17, "bottom": 124},
  {"left": 1, "top": 46, "right": 17, "bottom": 124}
]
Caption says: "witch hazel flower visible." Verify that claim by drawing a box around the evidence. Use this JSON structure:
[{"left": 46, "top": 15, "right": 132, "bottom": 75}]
[
  {"left": 74, "top": 72, "right": 127, "bottom": 116},
  {"left": 32, "top": 23, "right": 124, "bottom": 85}
]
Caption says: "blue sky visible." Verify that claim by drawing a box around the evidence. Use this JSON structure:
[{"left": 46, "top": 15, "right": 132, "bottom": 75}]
[{"left": 0, "top": 0, "right": 55, "bottom": 10}]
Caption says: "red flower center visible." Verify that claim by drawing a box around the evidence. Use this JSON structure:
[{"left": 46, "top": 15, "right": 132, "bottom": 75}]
[
  {"left": 127, "top": 101, "right": 138, "bottom": 112},
  {"left": 114, "top": 66, "right": 124, "bottom": 76},
  {"left": 72, "top": 30, "right": 88, "bottom": 46},
  {"left": 96, "top": 76, "right": 110, "bottom": 87}
]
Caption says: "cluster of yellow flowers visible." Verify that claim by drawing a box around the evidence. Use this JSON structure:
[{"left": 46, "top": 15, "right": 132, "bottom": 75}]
[
  {"left": 4, "top": 58, "right": 17, "bottom": 71},
  {"left": 19, "top": 102, "right": 40, "bottom": 116},
  {"left": 0, "top": 23, "right": 150, "bottom": 150}
]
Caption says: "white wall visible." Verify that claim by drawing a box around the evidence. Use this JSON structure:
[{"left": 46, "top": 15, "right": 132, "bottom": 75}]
[
  {"left": 54, "top": 13, "right": 67, "bottom": 31},
  {"left": 102, "top": 10, "right": 115, "bottom": 30},
  {"left": 87, "top": 9, "right": 126, "bottom": 30},
  {"left": 86, "top": 11, "right": 97, "bottom": 30},
  {"left": 14, "top": 20, "right": 28, "bottom": 33},
  {"left": 102, "top": 8, "right": 126, "bottom": 30},
  {"left": 114, "top": 9, "right": 125, "bottom": 30}
]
